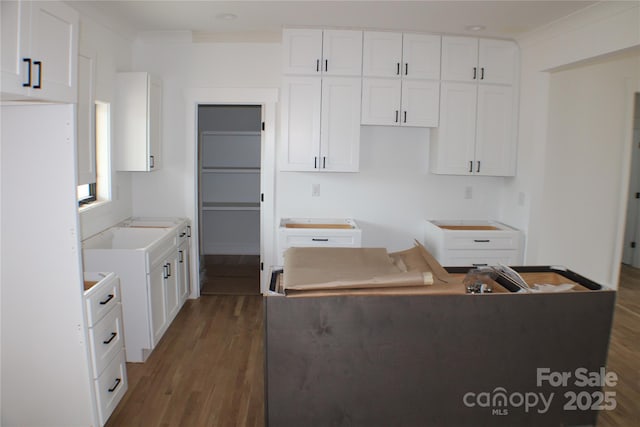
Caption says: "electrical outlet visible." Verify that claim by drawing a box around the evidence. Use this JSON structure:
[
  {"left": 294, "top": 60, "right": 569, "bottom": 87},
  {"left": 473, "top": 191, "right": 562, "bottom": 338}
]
[
  {"left": 464, "top": 186, "right": 473, "bottom": 199},
  {"left": 312, "top": 184, "right": 320, "bottom": 197}
]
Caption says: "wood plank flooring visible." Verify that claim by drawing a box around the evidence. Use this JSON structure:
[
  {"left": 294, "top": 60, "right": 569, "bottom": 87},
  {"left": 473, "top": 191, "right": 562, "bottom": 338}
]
[
  {"left": 107, "top": 265, "right": 640, "bottom": 426},
  {"left": 200, "top": 255, "right": 261, "bottom": 296}
]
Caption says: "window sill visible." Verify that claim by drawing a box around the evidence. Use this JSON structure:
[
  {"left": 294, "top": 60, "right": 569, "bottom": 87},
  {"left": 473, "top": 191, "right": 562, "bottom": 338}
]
[{"left": 79, "top": 199, "right": 110, "bottom": 213}]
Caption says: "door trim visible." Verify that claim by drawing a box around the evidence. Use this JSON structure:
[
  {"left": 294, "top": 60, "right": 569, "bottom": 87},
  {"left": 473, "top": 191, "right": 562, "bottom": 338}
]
[{"left": 185, "top": 88, "right": 278, "bottom": 296}]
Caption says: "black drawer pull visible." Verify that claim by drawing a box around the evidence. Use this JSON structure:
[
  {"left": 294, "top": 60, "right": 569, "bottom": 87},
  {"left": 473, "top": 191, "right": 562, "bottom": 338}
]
[
  {"left": 99, "top": 294, "right": 114, "bottom": 305},
  {"left": 474, "top": 239, "right": 491, "bottom": 243},
  {"left": 22, "top": 58, "right": 31, "bottom": 87},
  {"left": 312, "top": 238, "right": 329, "bottom": 242},
  {"left": 33, "top": 61, "right": 42, "bottom": 89},
  {"left": 103, "top": 332, "right": 117, "bottom": 344},
  {"left": 108, "top": 378, "right": 121, "bottom": 393}
]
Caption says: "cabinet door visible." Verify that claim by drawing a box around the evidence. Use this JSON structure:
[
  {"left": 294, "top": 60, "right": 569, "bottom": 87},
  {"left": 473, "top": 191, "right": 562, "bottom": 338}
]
[
  {"left": 362, "top": 31, "right": 402, "bottom": 78},
  {"left": 402, "top": 33, "right": 441, "bottom": 80},
  {"left": 400, "top": 80, "right": 439, "bottom": 127},
  {"left": 1, "top": 0, "right": 30, "bottom": 98},
  {"left": 149, "top": 264, "right": 167, "bottom": 347},
  {"left": 77, "top": 50, "right": 96, "bottom": 186},
  {"left": 441, "top": 36, "right": 478, "bottom": 82},
  {"left": 148, "top": 75, "right": 162, "bottom": 170},
  {"left": 475, "top": 85, "right": 516, "bottom": 176},
  {"left": 322, "top": 30, "right": 363, "bottom": 76},
  {"left": 178, "top": 242, "right": 191, "bottom": 304},
  {"left": 165, "top": 256, "right": 180, "bottom": 322},
  {"left": 29, "top": 1, "right": 78, "bottom": 103},
  {"left": 431, "top": 82, "right": 477, "bottom": 174},
  {"left": 478, "top": 39, "right": 518, "bottom": 85},
  {"left": 320, "top": 77, "right": 361, "bottom": 172},
  {"left": 280, "top": 76, "right": 321, "bottom": 171},
  {"left": 361, "top": 78, "right": 402, "bottom": 126},
  {"left": 282, "top": 29, "right": 323, "bottom": 75}
]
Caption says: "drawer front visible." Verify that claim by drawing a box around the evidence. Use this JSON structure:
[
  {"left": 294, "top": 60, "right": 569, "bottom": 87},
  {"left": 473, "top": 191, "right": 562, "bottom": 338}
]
[
  {"left": 441, "top": 250, "right": 521, "bottom": 267},
  {"left": 86, "top": 275, "right": 121, "bottom": 327},
  {"left": 89, "top": 303, "right": 125, "bottom": 377},
  {"left": 285, "top": 234, "right": 359, "bottom": 247},
  {"left": 95, "top": 349, "right": 128, "bottom": 426},
  {"left": 443, "top": 233, "right": 520, "bottom": 250}
]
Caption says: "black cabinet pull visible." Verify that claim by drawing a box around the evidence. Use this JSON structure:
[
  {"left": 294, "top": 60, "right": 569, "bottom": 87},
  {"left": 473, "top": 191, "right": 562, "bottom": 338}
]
[
  {"left": 149, "top": 155, "right": 155, "bottom": 169},
  {"left": 474, "top": 239, "right": 491, "bottom": 243},
  {"left": 316, "top": 59, "right": 319, "bottom": 72},
  {"left": 180, "top": 232, "right": 186, "bottom": 237},
  {"left": 473, "top": 67, "right": 477, "bottom": 80},
  {"left": 477, "top": 161, "right": 481, "bottom": 173},
  {"left": 395, "top": 110, "right": 399, "bottom": 123},
  {"left": 403, "top": 111, "right": 407, "bottom": 123},
  {"left": 99, "top": 294, "right": 114, "bottom": 305},
  {"left": 167, "top": 262, "right": 171, "bottom": 277},
  {"left": 325, "top": 59, "right": 328, "bottom": 72},
  {"left": 33, "top": 61, "right": 42, "bottom": 89},
  {"left": 396, "top": 62, "right": 400, "bottom": 75},
  {"left": 314, "top": 156, "right": 318, "bottom": 169},
  {"left": 469, "top": 161, "right": 473, "bottom": 173},
  {"left": 481, "top": 67, "right": 485, "bottom": 80},
  {"left": 163, "top": 264, "right": 168, "bottom": 279},
  {"left": 187, "top": 225, "right": 191, "bottom": 237},
  {"left": 22, "top": 58, "right": 31, "bottom": 87},
  {"left": 312, "top": 238, "right": 329, "bottom": 242},
  {"left": 103, "top": 332, "right": 117, "bottom": 345},
  {"left": 108, "top": 378, "right": 121, "bottom": 393},
  {"left": 179, "top": 250, "right": 184, "bottom": 263},
  {"left": 405, "top": 63, "right": 408, "bottom": 75}
]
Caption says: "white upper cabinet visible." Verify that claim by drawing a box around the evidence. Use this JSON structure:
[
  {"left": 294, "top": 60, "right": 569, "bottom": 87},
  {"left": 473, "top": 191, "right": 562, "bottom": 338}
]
[
  {"left": 361, "top": 31, "right": 440, "bottom": 127},
  {"left": 441, "top": 36, "right": 517, "bottom": 85},
  {"left": 1, "top": 0, "right": 78, "bottom": 102},
  {"left": 282, "top": 29, "right": 363, "bottom": 76},
  {"left": 115, "top": 72, "right": 162, "bottom": 172},
  {"left": 281, "top": 76, "right": 360, "bottom": 172},
  {"left": 77, "top": 50, "right": 96, "bottom": 186}
]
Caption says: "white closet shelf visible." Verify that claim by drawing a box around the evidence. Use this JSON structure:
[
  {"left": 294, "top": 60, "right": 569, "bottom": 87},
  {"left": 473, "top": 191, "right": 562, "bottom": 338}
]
[
  {"left": 201, "top": 167, "right": 260, "bottom": 174},
  {"left": 202, "top": 202, "right": 261, "bottom": 211}
]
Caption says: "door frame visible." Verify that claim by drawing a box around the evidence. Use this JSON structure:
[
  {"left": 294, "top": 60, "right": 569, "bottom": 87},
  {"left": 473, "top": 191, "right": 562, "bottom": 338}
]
[{"left": 185, "top": 88, "right": 278, "bottom": 296}]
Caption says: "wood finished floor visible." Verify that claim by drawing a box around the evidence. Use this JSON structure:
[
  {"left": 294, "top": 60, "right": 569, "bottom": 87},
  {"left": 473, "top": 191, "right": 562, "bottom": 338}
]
[
  {"left": 107, "top": 265, "right": 640, "bottom": 426},
  {"left": 200, "top": 255, "right": 261, "bottom": 296}
]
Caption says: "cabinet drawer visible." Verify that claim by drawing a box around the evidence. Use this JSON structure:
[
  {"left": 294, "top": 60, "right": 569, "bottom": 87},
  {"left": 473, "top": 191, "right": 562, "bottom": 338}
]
[
  {"left": 441, "top": 250, "right": 521, "bottom": 267},
  {"left": 89, "top": 304, "right": 125, "bottom": 377},
  {"left": 94, "top": 348, "right": 128, "bottom": 426},
  {"left": 443, "top": 234, "right": 520, "bottom": 250},
  {"left": 285, "top": 234, "right": 359, "bottom": 247},
  {"left": 85, "top": 273, "right": 121, "bottom": 327}
]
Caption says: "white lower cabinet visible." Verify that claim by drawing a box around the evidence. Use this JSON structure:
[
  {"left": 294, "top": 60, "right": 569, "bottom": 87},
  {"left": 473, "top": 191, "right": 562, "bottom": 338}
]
[
  {"left": 83, "top": 218, "right": 192, "bottom": 362},
  {"left": 84, "top": 272, "right": 128, "bottom": 426},
  {"left": 423, "top": 220, "right": 524, "bottom": 267}
]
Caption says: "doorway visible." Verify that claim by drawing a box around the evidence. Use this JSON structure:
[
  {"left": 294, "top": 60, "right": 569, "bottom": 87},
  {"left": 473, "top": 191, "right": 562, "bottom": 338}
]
[
  {"left": 197, "top": 105, "right": 262, "bottom": 295},
  {"left": 622, "top": 93, "right": 640, "bottom": 268}
]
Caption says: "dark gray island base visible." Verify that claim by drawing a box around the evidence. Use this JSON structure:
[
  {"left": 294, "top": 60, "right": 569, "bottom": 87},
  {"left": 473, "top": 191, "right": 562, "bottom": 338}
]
[{"left": 264, "top": 267, "right": 616, "bottom": 427}]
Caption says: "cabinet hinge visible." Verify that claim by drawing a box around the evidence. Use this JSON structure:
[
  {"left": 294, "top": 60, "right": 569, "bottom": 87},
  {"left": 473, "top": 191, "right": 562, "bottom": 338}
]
[
  {"left": 261, "top": 122, "right": 265, "bottom": 131},
  {"left": 260, "top": 262, "right": 264, "bottom": 271},
  {"left": 632, "top": 242, "right": 636, "bottom": 249}
]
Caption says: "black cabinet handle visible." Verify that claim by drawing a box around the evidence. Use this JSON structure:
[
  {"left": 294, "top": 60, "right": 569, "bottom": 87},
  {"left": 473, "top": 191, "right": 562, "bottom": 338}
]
[
  {"left": 473, "top": 67, "right": 477, "bottom": 80},
  {"left": 187, "top": 225, "right": 191, "bottom": 237},
  {"left": 469, "top": 161, "right": 473, "bottom": 173},
  {"left": 108, "top": 378, "right": 121, "bottom": 393},
  {"left": 179, "top": 250, "right": 184, "bottom": 263},
  {"left": 403, "top": 111, "right": 407, "bottom": 123},
  {"left": 149, "top": 155, "right": 155, "bottom": 169},
  {"left": 99, "top": 294, "right": 114, "bottom": 305},
  {"left": 395, "top": 110, "right": 399, "bottom": 123},
  {"left": 103, "top": 332, "right": 117, "bottom": 345},
  {"left": 314, "top": 156, "right": 318, "bottom": 169},
  {"left": 396, "top": 62, "right": 400, "bottom": 75},
  {"left": 474, "top": 239, "right": 491, "bottom": 243},
  {"left": 405, "top": 63, "right": 408, "bottom": 75},
  {"left": 481, "top": 67, "right": 485, "bottom": 80},
  {"left": 316, "top": 59, "right": 319, "bottom": 72},
  {"left": 477, "top": 161, "right": 481, "bottom": 173},
  {"left": 312, "top": 238, "right": 329, "bottom": 242},
  {"left": 22, "top": 58, "right": 31, "bottom": 87},
  {"left": 33, "top": 61, "right": 42, "bottom": 89},
  {"left": 167, "top": 262, "right": 171, "bottom": 277},
  {"left": 322, "top": 156, "right": 326, "bottom": 169},
  {"left": 325, "top": 59, "right": 328, "bottom": 72},
  {"left": 163, "top": 264, "right": 168, "bottom": 279}
]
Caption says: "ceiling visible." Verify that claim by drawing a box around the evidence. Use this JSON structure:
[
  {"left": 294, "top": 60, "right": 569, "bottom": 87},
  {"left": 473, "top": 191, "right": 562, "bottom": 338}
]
[{"left": 71, "top": 0, "right": 599, "bottom": 40}]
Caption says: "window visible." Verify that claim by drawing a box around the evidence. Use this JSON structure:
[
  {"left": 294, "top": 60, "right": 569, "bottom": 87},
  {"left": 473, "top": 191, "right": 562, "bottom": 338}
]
[{"left": 77, "top": 101, "right": 111, "bottom": 208}]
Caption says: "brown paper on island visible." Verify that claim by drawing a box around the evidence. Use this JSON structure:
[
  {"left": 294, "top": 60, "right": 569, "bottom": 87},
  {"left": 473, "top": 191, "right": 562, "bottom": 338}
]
[{"left": 282, "top": 242, "right": 464, "bottom": 295}]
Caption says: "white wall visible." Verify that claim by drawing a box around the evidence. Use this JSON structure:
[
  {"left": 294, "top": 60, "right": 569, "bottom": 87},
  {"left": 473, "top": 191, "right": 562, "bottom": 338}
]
[
  {"left": 76, "top": 12, "right": 134, "bottom": 239},
  {"left": 501, "top": 1, "right": 640, "bottom": 287}
]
